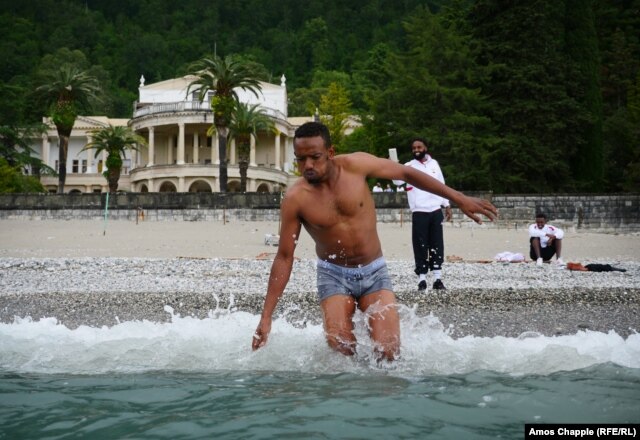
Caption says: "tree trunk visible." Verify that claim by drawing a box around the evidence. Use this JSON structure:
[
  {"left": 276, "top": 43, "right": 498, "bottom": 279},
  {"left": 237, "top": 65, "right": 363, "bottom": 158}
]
[
  {"left": 217, "top": 127, "right": 229, "bottom": 192},
  {"left": 57, "top": 134, "right": 69, "bottom": 194},
  {"left": 239, "top": 159, "right": 249, "bottom": 192},
  {"left": 108, "top": 167, "right": 121, "bottom": 193}
]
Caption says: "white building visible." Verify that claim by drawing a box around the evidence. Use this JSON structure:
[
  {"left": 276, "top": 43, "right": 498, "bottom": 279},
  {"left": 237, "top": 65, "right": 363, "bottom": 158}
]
[{"left": 34, "top": 74, "right": 306, "bottom": 193}]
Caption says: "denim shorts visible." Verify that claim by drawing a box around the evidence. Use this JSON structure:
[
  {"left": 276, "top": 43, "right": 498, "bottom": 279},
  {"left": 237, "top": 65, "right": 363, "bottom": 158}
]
[{"left": 316, "top": 256, "right": 393, "bottom": 302}]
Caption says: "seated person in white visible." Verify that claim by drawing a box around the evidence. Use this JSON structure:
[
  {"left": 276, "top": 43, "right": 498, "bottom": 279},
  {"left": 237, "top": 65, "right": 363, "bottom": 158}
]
[{"left": 528, "top": 212, "right": 564, "bottom": 266}]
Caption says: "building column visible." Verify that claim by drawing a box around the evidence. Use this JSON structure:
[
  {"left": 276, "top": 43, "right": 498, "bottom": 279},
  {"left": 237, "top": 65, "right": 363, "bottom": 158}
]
[
  {"left": 147, "top": 127, "right": 155, "bottom": 166},
  {"left": 177, "top": 123, "right": 185, "bottom": 165},
  {"left": 85, "top": 134, "right": 94, "bottom": 173},
  {"left": 41, "top": 134, "right": 50, "bottom": 168},
  {"left": 230, "top": 139, "right": 236, "bottom": 165},
  {"left": 168, "top": 135, "right": 174, "bottom": 165},
  {"left": 178, "top": 176, "right": 185, "bottom": 192},
  {"left": 148, "top": 178, "right": 153, "bottom": 192},
  {"left": 192, "top": 132, "right": 199, "bottom": 164},
  {"left": 249, "top": 178, "right": 257, "bottom": 192},
  {"left": 249, "top": 136, "right": 257, "bottom": 166},
  {"left": 274, "top": 133, "right": 281, "bottom": 170},
  {"left": 213, "top": 135, "right": 219, "bottom": 164}
]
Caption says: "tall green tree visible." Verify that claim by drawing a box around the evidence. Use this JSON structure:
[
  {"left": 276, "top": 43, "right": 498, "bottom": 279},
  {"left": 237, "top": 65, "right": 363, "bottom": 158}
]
[
  {"left": 187, "top": 55, "right": 262, "bottom": 192},
  {"left": 227, "top": 103, "right": 276, "bottom": 193},
  {"left": 0, "top": 124, "right": 53, "bottom": 179},
  {"left": 0, "top": 158, "right": 45, "bottom": 193},
  {"left": 470, "top": 0, "right": 579, "bottom": 192},
  {"left": 367, "top": 5, "right": 494, "bottom": 190},
  {"left": 564, "top": 0, "right": 604, "bottom": 190},
  {"left": 81, "top": 125, "right": 146, "bottom": 193},
  {"left": 34, "top": 64, "right": 101, "bottom": 193},
  {"left": 594, "top": 0, "right": 640, "bottom": 191},
  {"left": 319, "top": 82, "right": 352, "bottom": 151}
]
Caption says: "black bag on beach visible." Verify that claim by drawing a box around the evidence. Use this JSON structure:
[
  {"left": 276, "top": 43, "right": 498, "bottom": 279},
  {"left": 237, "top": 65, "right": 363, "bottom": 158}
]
[{"left": 584, "top": 263, "right": 626, "bottom": 272}]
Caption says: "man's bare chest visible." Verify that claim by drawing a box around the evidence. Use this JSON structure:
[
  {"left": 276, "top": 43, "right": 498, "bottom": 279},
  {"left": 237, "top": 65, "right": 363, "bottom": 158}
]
[{"left": 300, "top": 185, "right": 368, "bottom": 227}]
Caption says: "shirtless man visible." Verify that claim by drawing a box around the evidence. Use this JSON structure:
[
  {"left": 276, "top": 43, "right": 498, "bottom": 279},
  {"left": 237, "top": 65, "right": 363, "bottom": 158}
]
[{"left": 252, "top": 122, "right": 497, "bottom": 361}]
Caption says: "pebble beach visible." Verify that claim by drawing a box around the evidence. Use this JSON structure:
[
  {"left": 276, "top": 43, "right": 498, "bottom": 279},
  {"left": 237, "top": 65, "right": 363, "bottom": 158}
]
[{"left": 1, "top": 219, "right": 639, "bottom": 338}]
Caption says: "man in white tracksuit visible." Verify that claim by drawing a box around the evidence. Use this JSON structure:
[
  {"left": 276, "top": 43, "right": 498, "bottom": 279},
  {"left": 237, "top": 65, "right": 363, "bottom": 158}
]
[
  {"left": 528, "top": 212, "right": 564, "bottom": 266},
  {"left": 395, "top": 137, "right": 451, "bottom": 290}
]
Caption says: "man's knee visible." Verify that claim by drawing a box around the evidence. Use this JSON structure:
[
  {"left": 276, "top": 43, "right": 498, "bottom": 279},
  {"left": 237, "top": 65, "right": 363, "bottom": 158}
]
[
  {"left": 374, "top": 338, "right": 400, "bottom": 362},
  {"left": 325, "top": 333, "right": 356, "bottom": 356}
]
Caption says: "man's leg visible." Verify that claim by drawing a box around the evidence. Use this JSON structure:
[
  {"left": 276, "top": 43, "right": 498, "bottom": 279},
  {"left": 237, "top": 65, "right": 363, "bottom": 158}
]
[
  {"left": 530, "top": 237, "right": 542, "bottom": 260},
  {"left": 427, "top": 210, "right": 445, "bottom": 275},
  {"left": 358, "top": 290, "right": 400, "bottom": 361},
  {"left": 412, "top": 212, "right": 429, "bottom": 276},
  {"left": 320, "top": 295, "right": 357, "bottom": 356},
  {"left": 554, "top": 239, "right": 562, "bottom": 259}
]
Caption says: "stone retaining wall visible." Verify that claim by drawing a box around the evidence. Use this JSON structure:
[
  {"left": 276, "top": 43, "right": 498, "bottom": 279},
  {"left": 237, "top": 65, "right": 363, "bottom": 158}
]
[{"left": 0, "top": 192, "right": 638, "bottom": 232}]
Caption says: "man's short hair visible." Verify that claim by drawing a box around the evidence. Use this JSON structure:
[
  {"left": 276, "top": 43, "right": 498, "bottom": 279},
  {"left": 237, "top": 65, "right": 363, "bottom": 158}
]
[
  {"left": 535, "top": 212, "right": 547, "bottom": 219},
  {"left": 409, "top": 137, "right": 429, "bottom": 148},
  {"left": 295, "top": 122, "right": 331, "bottom": 148}
]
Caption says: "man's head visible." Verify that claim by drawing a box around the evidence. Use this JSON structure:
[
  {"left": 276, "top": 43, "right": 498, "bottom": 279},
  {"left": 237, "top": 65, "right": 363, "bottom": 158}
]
[
  {"left": 294, "top": 122, "right": 335, "bottom": 184},
  {"left": 535, "top": 212, "right": 547, "bottom": 228},
  {"left": 410, "top": 137, "right": 429, "bottom": 161},
  {"left": 295, "top": 121, "right": 332, "bottom": 148}
]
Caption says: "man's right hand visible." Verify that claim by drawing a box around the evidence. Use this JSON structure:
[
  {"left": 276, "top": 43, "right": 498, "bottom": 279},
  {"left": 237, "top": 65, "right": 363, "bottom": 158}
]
[{"left": 252, "top": 318, "right": 272, "bottom": 351}]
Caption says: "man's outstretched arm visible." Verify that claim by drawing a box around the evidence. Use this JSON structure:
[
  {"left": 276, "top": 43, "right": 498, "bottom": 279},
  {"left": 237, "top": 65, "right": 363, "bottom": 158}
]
[
  {"left": 252, "top": 196, "right": 302, "bottom": 351},
  {"left": 349, "top": 152, "right": 498, "bottom": 223}
]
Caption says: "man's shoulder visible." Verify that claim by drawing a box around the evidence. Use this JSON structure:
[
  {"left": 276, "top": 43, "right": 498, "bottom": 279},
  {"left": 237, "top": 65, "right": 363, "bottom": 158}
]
[
  {"left": 427, "top": 156, "right": 441, "bottom": 167},
  {"left": 336, "top": 151, "right": 370, "bottom": 165}
]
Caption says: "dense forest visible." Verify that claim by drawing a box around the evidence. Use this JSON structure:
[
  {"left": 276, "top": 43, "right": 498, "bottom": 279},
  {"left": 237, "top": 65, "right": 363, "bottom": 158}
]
[{"left": 0, "top": 0, "right": 638, "bottom": 193}]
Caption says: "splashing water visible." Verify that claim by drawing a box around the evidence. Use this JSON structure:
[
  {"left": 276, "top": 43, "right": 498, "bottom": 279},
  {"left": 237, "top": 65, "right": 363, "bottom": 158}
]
[
  {"left": 1, "top": 306, "right": 638, "bottom": 375},
  {"left": 1, "top": 307, "right": 639, "bottom": 438}
]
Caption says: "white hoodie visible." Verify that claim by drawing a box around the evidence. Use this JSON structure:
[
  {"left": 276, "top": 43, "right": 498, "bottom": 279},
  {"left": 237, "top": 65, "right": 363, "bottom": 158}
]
[{"left": 394, "top": 155, "right": 449, "bottom": 213}]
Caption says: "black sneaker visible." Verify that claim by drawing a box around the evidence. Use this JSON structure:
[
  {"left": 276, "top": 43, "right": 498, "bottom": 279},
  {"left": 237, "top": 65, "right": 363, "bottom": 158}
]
[
  {"left": 417, "top": 280, "right": 427, "bottom": 291},
  {"left": 432, "top": 279, "right": 446, "bottom": 290}
]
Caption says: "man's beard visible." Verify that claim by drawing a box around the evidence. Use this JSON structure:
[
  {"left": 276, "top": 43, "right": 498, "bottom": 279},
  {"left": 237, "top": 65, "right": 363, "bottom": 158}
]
[
  {"left": 303, "top": 171, "right": 321, "bottom": 184},
  {"left": 413, "top": 150, "right": 427, "bottom": 161}
]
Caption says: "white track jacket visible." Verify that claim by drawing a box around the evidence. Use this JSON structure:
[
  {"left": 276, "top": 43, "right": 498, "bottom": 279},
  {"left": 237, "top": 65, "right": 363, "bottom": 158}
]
[
  {"left": 394, "top": 156, "right": 449, "bottom": 213},
  {"left": 528, "top": 223, "right": 564, "bottom": 248}
]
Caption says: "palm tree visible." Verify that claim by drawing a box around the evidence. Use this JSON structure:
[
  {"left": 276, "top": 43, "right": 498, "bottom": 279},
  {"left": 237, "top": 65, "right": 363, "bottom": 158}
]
[
  {"left": 228, "top": 103, "right": 277, "bottom": 192},
  {"left": 0, "top": 124, "right": 54, "bottom": 179},
  {"left": 81, "top": 125, "right": 146, "bottom": 193},
  {"left": 186, "top": 55, "right": 262, "bottom": 192},
  {"left": 35, "top": 64, "right": 101, "bottom": 193}
]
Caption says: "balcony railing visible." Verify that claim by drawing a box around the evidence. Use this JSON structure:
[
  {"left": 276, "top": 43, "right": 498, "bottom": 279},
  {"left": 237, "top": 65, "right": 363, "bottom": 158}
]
[
  {"left": 133, "top": 101, "right": 210, "bottom": 118},
  {"left": 133, "top": 101, "right": 287, "bottom": 121}
]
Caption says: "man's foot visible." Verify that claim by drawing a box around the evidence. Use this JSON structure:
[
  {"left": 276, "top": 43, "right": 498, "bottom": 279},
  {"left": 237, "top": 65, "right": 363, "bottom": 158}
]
[
  {"left": 536, "top": 257, "right": 543, "bottom": 267},
  {"left": 432, "top": 279, "right": 446, "bottom": 290},
  {"left": 556, "top": 257, "right": 564, "bottom": 265},
  {"left": 418, "top": 280, "right": 427, "bottom": 291}
]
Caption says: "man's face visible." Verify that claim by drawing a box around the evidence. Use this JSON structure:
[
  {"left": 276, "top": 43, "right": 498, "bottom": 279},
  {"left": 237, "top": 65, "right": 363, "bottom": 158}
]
[
  {"left": 294, "top": 135, "right": 334, "bottom": 184},
  {"left": 535, "top": 217, "right": 546, "bottom": 228},
  {"left": 412, "top": 141, "right": 428, "bottom": 161}
]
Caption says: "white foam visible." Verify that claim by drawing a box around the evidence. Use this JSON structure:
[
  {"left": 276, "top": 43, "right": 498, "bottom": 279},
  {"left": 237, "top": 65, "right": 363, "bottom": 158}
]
[{"left": 1, "top": 309, "right": 638, "bottom": 376}]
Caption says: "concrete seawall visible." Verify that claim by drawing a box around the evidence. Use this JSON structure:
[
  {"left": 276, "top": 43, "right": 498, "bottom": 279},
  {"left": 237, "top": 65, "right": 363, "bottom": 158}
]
[{"left": 1, "top": 192, "right": 638, "bottom": 232}]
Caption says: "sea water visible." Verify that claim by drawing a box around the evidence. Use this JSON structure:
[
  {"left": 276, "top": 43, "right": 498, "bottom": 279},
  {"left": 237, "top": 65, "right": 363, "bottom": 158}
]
[{"left": 1, "top": 306, "right": 639, "bottom": 439}]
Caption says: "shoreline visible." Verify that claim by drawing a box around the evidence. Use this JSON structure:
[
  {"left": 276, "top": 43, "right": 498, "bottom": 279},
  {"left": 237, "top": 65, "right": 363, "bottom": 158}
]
[
  {"left": 3, "top": 287, "right": 638, "bottom": 339},
  {"left": 1, "top": 256, "right": 638, "bottom": 338},
  {"left": 1, "top": 220, "right": 638, "bottom": 339}
]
